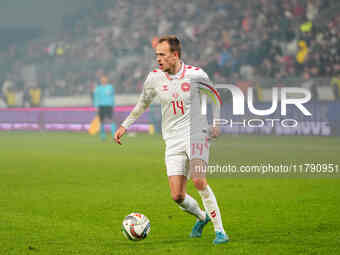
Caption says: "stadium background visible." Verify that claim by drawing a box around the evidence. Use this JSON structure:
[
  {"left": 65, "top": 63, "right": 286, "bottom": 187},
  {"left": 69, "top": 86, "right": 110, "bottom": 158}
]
[
  {"left": 1, "top": 1, "right": 340, "bottom": 254},
  {"left": 1, "top": 0, "right": 340, "bottom": 136}
]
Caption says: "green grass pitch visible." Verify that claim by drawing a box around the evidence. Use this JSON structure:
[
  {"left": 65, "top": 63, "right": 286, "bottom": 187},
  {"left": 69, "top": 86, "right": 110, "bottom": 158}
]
[{"left": 1, "top": 132, "right": 340, "bottom": 255}]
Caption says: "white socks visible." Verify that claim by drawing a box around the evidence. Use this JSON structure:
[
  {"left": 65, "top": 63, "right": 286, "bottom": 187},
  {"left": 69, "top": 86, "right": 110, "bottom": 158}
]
[
  {"left": 179, "top": 194, "right": 206, "bottom": 221},
  {"left": 177, "top": 186, "right": 225, "bottom": 234},
  {"left": 198, "top": 185, "right": 225, "bottom": 233}
]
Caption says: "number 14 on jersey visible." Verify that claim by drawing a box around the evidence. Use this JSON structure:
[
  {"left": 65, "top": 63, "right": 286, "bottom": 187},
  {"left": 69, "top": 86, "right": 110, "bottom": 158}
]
[{"left": 170, "top": 100, "right": 184, "bottom": 115}]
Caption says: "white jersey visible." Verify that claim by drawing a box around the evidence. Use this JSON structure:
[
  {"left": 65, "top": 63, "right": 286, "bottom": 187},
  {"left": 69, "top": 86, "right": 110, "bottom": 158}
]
[{"left": 121, "top": 63, "right": 220, "bottom": 140}]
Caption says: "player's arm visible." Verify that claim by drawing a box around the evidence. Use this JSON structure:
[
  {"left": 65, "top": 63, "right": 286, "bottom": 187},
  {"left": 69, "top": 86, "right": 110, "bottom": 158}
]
[
  {"left": 210, "top": 87, "right": 221, "bottom": 138},
  {"left": 197, "top": 71, "right": 222, "bottom": 138},
  {"left": 114, "top": 74, "right": 156, "bottom": 145},
  {"left": 210, "top": 82, "right": 221, "bottom": 137}
]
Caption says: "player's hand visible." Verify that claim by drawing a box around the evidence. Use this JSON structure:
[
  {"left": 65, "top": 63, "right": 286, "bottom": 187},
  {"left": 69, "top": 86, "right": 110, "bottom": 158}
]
[
  {"left": 114, "top": 126, "right": 126, "bottom": 145},
  {"left": 210, "top": 126, "right": 221, "bottom": 139}
]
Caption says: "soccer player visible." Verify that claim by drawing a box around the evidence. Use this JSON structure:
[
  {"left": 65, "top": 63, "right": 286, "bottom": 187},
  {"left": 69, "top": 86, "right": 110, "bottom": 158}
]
[
  {"left": 94, "top": 76, "right": 116, "bottom": 140},
  {"left": 114, "top": 36, "right": 228, "bottom": 244}
]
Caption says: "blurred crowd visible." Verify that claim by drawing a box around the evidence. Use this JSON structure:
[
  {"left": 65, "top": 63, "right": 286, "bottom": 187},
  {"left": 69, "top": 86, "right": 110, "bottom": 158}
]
[{"left": 1, "top": 0, "right": 340, "bottom": 105}]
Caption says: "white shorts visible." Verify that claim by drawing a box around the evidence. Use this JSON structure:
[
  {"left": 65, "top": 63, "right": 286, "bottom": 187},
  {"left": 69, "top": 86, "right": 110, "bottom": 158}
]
[{"left": 165, "top": 134, "right": 209, "bottom": 177}]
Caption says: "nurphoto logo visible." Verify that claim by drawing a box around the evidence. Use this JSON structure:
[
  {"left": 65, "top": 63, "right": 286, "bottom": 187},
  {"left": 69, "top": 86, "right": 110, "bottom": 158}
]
[{"left": 201, "top": 84, "right": 312, "bottom": 128}]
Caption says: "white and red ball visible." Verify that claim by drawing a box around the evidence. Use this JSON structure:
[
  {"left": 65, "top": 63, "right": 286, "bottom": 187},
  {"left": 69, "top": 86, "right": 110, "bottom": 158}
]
[{"left": 121, "top": 213, "right": 150, "bottom": 241}]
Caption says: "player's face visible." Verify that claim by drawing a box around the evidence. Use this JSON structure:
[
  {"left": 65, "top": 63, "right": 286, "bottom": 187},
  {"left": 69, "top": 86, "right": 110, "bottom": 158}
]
[{"left": 155, "top": 41, "right": 178, "bottom": 73}]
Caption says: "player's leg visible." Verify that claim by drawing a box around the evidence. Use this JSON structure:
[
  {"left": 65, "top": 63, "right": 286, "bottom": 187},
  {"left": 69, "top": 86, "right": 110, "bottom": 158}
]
[
  {"left": 98, "top": 107, "right": 106, "bottom": 140},
  {"left": 168, "top": 175, "right": 206, "bottom": 221},
  {"left": 165, "top": 139, "right": 206, "bottom": 222},
  {"left": 109, "top": 106, "right": 116, "bottom": 138},
  {"left": 190, "top": 158, "right": 228, "bottom": 244}
]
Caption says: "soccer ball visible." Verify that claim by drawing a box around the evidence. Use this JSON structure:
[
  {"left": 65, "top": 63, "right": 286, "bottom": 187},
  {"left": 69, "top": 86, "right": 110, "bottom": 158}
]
[{"left": 121, "top": 213, "right": 151, "bottom": 241}]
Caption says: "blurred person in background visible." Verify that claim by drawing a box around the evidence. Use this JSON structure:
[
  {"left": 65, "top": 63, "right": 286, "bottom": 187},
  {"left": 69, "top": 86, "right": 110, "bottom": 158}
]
[
  {"left": 2, "top": 73, "right": 14, "bottom": 103},
  {"left": 29, "top": 83, "right": 41, "bottom": 107},
  {"left": 5, "top": 86, "right": 17, "bottom": 108},
  {"left": 331, "top": 71, "right": 340, "bottom": 99},
  {"left": 94, "top": 76, "right": 116, "bottom": 140}
]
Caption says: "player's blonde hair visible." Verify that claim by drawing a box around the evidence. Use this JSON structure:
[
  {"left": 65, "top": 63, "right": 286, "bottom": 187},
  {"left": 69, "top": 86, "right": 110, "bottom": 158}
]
[{"left": 158, "top": 35, "right": 181, "bottom": 58}]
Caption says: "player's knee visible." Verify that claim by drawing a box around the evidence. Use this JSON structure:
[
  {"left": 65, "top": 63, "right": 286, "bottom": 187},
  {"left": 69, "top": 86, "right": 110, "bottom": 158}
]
[
  {"left": 190, "top": 159, "right": 207, "bottom": 177},
  {"left": 172, "top": 193, "right": 185, "bottom": 204},
  {"left": 192, "top": 178, "right": 207, "bottom": 191}
]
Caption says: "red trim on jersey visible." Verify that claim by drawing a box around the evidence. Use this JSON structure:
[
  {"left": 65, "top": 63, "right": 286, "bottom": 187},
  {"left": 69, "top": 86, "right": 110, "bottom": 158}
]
[
  {"left": 179, "top": 65, "right": 186, "bottom": 79},
  {"left": 153, "top": 69, "right": 158, "bottom": 72},
  {"left": 163, "top": 63, "right": 186, "bottom": 80},
  {"left": 186, "top": 65, "right": 200, "bottom": 71},
  {"left": 165, "top": 72, "right": 172, "bottom": 81}
]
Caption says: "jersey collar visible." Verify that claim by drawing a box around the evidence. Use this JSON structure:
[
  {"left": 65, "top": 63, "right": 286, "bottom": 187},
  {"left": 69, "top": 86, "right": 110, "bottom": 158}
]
[{"left": 164, "top": 62, "right": 186, "bottom": 81}]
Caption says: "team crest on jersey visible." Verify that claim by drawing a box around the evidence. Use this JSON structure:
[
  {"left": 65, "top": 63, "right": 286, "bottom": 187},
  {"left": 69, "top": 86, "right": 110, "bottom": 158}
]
[
  {"left": 181, "top": 82, "right": 190, "bottom": 92},
  {"left": 162, "top": 85, "right": 168, "bottom": 91}
]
